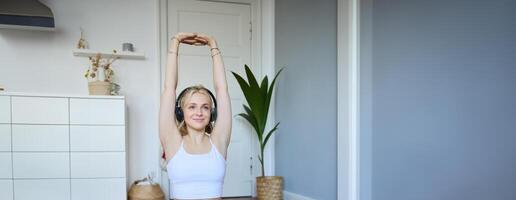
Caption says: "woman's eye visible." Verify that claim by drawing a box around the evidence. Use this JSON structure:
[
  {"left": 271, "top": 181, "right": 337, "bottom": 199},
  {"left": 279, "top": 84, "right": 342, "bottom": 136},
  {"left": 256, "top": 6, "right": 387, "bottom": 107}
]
[{"left": 203, "top": 107, "right": 209, "bottom": 110}]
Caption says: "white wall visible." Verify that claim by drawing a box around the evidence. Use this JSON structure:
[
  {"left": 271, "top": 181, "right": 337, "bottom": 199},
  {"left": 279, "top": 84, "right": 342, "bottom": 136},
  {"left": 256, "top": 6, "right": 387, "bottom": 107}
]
[
  {"left": 275, "top": 0, "right": 338, "bottom": 199},
  {"left": 0, "top": 0, "right": 161, "bottom": 187}
]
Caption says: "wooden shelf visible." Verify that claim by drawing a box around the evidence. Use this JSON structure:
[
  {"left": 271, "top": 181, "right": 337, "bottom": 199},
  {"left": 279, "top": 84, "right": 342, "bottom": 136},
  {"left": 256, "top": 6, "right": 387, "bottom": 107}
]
[{"left": 73, "top": 49, "right": 145, "bottom": 59}]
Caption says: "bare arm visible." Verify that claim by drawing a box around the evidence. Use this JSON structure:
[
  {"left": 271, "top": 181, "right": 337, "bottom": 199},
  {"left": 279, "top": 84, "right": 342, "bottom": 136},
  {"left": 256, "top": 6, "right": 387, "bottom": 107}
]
[
  {"left": 197, "top": 34, "right": 232, "bottom": 152},
  {"left": 159, "top": 32, "right": 199, "bottom": 159}
]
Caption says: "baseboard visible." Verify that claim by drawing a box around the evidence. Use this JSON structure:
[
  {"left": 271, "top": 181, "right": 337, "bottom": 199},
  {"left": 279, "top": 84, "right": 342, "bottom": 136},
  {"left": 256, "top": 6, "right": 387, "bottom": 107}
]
[{"left": 284, "top": 191, "right": 316, "bottom": 200}]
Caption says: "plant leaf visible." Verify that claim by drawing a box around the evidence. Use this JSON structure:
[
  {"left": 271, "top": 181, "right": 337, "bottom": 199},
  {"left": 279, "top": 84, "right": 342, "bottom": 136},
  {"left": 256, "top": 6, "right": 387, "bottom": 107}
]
[
  {"left": 237, "top": 113, "right": 260, "bottom": 139},
  {"left": 243, "top": 104, "right": 263, "bottom": 141},
  {"left": 262, "top": 122, "right": 280, "bottom": 149},
  {"left": 263, "top": 67, "right": 284, "bottom": 121},
  {"left": 231, "top": 71, "right": 251, "bottom": 99},
  {"left": 243, "top": 65, "right": 265, "bottom": 129},
  {"left": 244, "top": 65, "right": 260, "bottom": 94},
  {"left": 258, "top": 155, "right": 263, "bottom": 164},
  {"left": 234, "top": 67, "right": 266, "bottom": 134},
  {"left": 260, "top": 76, "right": 269, "bottom": 98}
]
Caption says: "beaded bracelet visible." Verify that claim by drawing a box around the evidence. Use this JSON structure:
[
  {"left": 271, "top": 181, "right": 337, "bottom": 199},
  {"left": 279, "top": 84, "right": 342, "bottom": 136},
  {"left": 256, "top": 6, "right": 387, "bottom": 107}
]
[{"left": 211, "top": 52, "right": 221, "bottom": 57}]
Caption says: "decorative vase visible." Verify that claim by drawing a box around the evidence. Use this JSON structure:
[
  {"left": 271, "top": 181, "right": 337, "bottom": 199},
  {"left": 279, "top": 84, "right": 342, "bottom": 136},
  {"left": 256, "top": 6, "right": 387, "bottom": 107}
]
[
  {"left": 97, "top": 68, "right": 106, "bottom": 81},
  {"left": 88, "top": 81, "right": 111, "bottom": 95},
  {"left": 256, "top": 176, "right": 283, "bottom": 200}
]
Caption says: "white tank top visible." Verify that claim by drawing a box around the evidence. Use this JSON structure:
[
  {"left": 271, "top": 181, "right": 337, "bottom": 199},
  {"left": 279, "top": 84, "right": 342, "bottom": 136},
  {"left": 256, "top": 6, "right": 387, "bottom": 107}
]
[{"left": 167, "top": 137, "right": 226, "bottom": 199}]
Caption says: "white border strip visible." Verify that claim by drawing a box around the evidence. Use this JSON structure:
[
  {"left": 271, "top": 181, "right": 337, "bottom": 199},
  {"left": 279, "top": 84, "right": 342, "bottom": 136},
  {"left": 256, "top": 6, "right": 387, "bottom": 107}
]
[
  {"left": 337, "top": 0, "right": 360, "bottom": 200},
  {"left": 261, "top": 0, "right": 276, "bottom": 178}
]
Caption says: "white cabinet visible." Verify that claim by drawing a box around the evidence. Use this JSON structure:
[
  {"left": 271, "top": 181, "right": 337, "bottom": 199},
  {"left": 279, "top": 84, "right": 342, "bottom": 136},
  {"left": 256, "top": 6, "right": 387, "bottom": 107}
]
[
  {"left": 0, "top": 93, "right": 127, "bottom": 200},
  {"left": 0, "top": 96, "right": 10, "bottom": 123},
  {"left": 11, "top": 97, "right": 68, "bottom": 124},
  {"left": 70, "top": 98, "right": 125, "bottom": 125},
  {"left": 0, "top": 152, "right": 12, "bottom": 178},
  {"left": 13, "top": 152, "right": 70, "bottom": 178},
  {"left": 14, "top": 179, "right": 70, "bottom": 200},
  {"left": 12, "top": 125, "right": 69, "bottom": 151},
  {"left": 71, "top": 152, "right": 126, "bottom": 178},
  {"left": 0, "top": 124, "right": 11, "bottom": 151},
  {"left": 70, "top": 125, "right": 125, "bottom": 151},
  {"left": 0, "top": 180, "right": 14, "bottom": 200},
  {"left": 71, "top": 178, "right": 127, "bottom": 200}
]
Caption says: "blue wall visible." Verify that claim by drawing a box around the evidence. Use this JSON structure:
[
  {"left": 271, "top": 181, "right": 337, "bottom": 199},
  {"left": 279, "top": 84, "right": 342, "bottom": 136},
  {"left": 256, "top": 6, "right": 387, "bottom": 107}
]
[
  {"left": 367, "top": 0, "right": 516, "bottom": 199},
  {"left": 275, "top": 0, "right": 337, "bottom": 199}
]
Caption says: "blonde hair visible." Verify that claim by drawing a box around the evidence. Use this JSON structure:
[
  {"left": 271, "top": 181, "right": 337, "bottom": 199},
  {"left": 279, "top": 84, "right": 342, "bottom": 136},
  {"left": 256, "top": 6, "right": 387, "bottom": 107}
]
[{"left": 176, "top": 85, "right": 214, "bottom": 136}]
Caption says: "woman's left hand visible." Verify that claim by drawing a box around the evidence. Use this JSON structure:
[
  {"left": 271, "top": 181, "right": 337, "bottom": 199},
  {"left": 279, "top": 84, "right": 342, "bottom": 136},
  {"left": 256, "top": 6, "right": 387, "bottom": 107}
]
[{"left": 194, "top": 33, "right": 217, "bottom": 48}]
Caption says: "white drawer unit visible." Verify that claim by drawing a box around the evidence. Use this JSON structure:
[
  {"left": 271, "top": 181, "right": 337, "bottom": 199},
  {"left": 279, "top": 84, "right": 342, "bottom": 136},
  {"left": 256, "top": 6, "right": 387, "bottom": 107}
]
[
  {"left": 0, "top": 124, "right": 11, "bottom": 151},
  {"left": 0, "top": 180, "right": 14, "bottom": 200},
  {"left": 0, "top": 152, "right": 12, "bottom": 178},
  {"left": 13, "top": 152, "right": 70, "bottom": 178},
  {"left": 70, "top": 98, "right": 125, "bottom": 125},
  {"left": 11, "top": 96, "right": 68, "bottom": 124},
  {"left": 70, "top": 125, "right": 125, "bottom": 151},
  {"left": 14, "top": 179, "right": 70, "bottom": 200},
  {"left": 71, "top": 152, "right": 126, "bottom": 178},
  {"left": 71, "top": 178, "right": 127, "bottom": 200},
  {"left": 0, "top": 93, "right": 127, "bottom": 200},
  {"left": 12, "top": 125, "right": 69, "bottom": 151},
  {"left": 0, "top": 96, "right": 10, "bottom": 123}
]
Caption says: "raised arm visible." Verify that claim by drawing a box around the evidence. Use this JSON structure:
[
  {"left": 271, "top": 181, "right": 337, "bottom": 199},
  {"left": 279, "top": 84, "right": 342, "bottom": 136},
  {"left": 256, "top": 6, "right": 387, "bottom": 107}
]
[
  {"left": 159, "top": 32, "right": 200, "bottom": 159},
  {"left": 196, "top": 34, "right": 232, "bottom": 151}
]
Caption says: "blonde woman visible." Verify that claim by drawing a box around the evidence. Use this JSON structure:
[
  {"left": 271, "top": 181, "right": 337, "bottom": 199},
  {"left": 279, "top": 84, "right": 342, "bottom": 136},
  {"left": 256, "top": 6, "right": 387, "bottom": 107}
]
[{"left": 159, "top": 32, "right": 232, "bottom": 200}]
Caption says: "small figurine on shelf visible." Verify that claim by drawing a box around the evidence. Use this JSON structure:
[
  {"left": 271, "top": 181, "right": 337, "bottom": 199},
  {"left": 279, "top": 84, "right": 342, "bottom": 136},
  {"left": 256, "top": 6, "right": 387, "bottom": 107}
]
[
  {"left": 76, "top": 28, "right": 88, "bottom": 49},
  {"left": 84, "top": 50, "right": 120, "bottom": 95}
]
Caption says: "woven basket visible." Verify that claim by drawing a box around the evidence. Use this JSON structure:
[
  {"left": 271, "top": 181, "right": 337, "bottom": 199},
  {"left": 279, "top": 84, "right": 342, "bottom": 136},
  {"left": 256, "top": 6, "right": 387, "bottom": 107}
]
[
  {"left": 88, "top": 81, "right": 111, "bottom": 95},
  {"left": 128, "top": 182, "right": 165, "bottom": 200},
  {"left": 256, "top": 176, "right": 283, "bottom": 200}
]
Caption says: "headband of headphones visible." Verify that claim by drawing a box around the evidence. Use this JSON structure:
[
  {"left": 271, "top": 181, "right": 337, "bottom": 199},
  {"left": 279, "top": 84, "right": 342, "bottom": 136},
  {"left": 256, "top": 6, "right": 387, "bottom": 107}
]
[{"left": 175, "top": 86, "right": 217, "bottom": 122}]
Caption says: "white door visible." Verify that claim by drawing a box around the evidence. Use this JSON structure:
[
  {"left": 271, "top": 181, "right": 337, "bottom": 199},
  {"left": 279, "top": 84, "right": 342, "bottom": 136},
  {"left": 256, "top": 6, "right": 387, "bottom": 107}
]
[{"left": 163, "top": 0, "right": 257, "bottom": 198}]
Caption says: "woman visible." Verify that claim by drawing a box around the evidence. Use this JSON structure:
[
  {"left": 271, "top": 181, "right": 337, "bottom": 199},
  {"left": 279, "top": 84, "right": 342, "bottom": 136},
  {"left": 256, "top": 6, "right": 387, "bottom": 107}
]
[{"left": 159, "top": 32, "right": 232, "bottom": 200}]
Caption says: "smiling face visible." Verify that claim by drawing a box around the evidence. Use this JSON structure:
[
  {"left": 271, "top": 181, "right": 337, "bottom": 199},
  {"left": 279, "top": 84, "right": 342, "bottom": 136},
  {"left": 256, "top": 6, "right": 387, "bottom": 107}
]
[{"left": 181, "top": 91, "right": 213, "bottom": 132}]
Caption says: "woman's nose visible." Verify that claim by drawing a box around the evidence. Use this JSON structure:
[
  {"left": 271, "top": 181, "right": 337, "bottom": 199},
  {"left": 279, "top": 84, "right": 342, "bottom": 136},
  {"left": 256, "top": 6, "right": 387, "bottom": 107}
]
[{"left": 195, "top": 108, "right": 203, "bottom": 115}]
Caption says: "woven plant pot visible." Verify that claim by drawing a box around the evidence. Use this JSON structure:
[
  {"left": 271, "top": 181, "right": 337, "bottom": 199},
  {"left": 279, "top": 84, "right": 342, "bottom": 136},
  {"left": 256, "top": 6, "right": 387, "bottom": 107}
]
[
  {"left": 256, "top": 176, "right": 283, "bottom": 200},
  {"left": 128, "top": 183, "right": 165, "bottom": 200},
  {"left": 88, "top": 81, "right": 111, "bottom": 95}
]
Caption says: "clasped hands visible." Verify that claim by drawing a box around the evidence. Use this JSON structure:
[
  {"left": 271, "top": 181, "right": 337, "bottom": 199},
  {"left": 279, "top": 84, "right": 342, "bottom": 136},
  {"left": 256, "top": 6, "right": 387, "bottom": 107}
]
[{"left": 172, "top": 32, "right": 216, "bottom": 47}]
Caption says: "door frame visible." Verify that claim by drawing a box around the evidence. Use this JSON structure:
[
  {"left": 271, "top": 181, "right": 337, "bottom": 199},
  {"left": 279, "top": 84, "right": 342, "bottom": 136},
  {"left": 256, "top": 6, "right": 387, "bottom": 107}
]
[
  {"left": 337, "top": 0, "right": 360, "bottom": 199},
  {"left": 157, "top": 0, "right": 276, "bottom": 197}
]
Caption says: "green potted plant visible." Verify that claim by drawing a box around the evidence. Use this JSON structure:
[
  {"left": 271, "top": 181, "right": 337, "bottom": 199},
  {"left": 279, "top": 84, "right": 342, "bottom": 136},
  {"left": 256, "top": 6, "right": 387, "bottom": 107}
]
[{"left": 231, "top": 65, "right": 284, "bottom": 200}]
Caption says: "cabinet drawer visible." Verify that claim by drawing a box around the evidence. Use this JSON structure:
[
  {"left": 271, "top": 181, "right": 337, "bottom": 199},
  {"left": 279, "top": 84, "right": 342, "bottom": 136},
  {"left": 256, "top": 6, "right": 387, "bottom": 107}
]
[
  {"left": 13, "top": 152, "right": 69, "bottom": 178},
  {"left": 0, "top": 180, "right": 14, "bottom": 200},
  {"left": 71, "top": 152, "right": 126, "bottom": 178},
  {"left": 12, "top": 125, "right": 69, "bottom": 151},
  {"left": 71, "top": 178, "right": 127, "bottom": 200},
  {"left": 11, "top": 97, "right": 68, "bottom": 124},
  {"left": 0, "top": 152, "right": 12, "bottom": 178},
  {"left": 0, "top": 124, "right": 11, "bottom": 151},
  {"left": 70, "top": 98, "right": 125, "bottom": 125},
  {"left": 14, "top": 179, "right": 70, "bottom": 200},
  {"left": 70, "top": 125, "right": 125, "bottom": 151},
  {"left": 0, "top": 96, "right": 10, "bottom": 123}
]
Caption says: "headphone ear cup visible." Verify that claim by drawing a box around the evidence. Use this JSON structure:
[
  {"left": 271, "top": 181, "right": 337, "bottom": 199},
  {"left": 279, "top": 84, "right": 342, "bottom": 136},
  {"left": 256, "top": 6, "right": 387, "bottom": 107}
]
[
  {"left": 211, "top": 108, "right": 217, "bottom": 122},
  {"left": 175, "top": 107, "right": 184, "bottom": 122}
]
